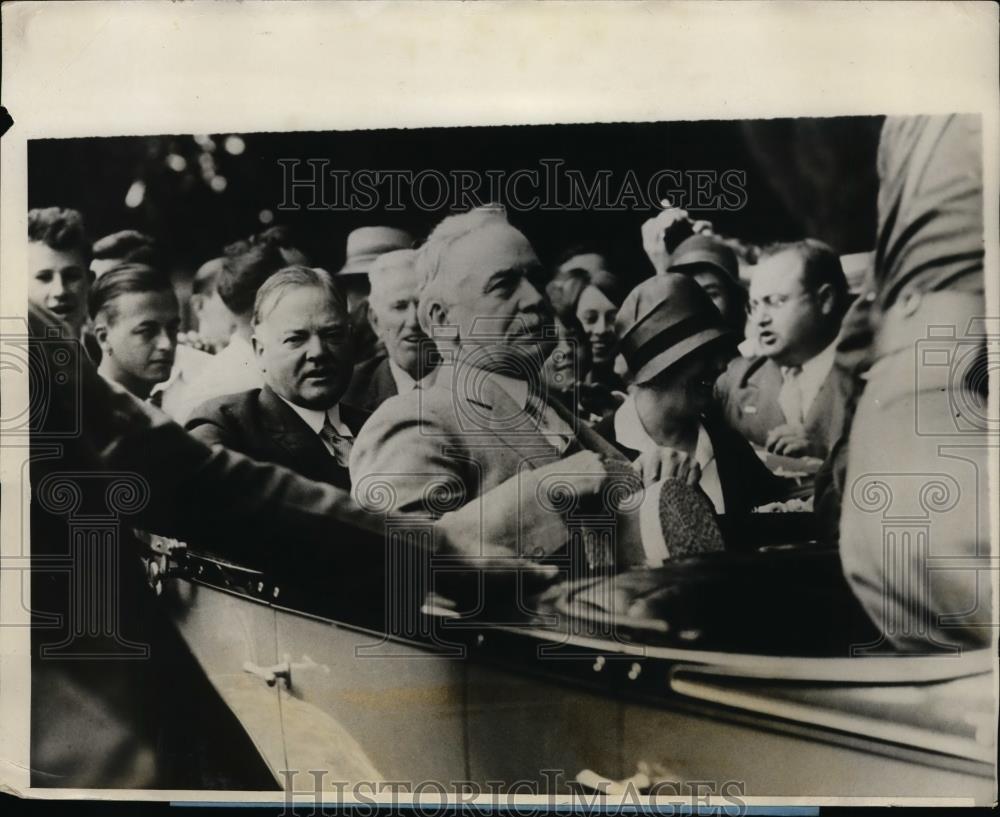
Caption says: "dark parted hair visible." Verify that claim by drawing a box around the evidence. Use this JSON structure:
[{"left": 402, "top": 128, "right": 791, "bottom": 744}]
[
  {"left": 88, "top": 263, "right": 176, "bottom": 323},
  {"left": 252, "top": 265, "right": 348, "bottom": 328},
  {"left": 216, "top": 241, "right": 287, "bottom": 318},
  {"left": 759, "top": 238, "right": 850, "bottom": 317},
  {"left": 92, "top": 230, "right": 159, "bottom": 267},
  {"left": 28, "top": 207, "right": 92, "bottom": 264},
  {"left": 547, "top": 265, "right": 628, "bottom": 316}
]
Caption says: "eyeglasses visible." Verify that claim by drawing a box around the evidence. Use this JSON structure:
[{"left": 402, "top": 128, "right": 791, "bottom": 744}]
[{"left": 745, "top": 291, "right": 811, "bottom": 317}]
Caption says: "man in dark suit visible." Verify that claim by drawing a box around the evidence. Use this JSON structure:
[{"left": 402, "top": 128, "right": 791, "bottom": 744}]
[
  {"left": 186, "top": 266, "right": 367, "bottom": 488},
  {"left": 343, "top": 248, "right": 436, "bottom": 412},
  {"left": 715, "top": 239, "right": 852, "bottom": 459}
]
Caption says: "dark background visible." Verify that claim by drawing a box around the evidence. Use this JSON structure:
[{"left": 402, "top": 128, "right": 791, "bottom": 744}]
[{"left": 28, "top": 116, "right": 883, "bottom": 287}]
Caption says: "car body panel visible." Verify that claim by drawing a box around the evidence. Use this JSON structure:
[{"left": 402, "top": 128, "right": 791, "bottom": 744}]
[{"left": 158, "top": 547, "right": 997, "bottom": 801}]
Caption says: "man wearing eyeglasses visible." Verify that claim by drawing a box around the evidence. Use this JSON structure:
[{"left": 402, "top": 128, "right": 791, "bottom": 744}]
[{"left": 715, "top": 239, "right": 852, "bottom": 460}]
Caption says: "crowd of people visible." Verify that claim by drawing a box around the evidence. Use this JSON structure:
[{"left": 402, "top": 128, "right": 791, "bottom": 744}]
[{"left": 27, "top": 112, "right": 990, "bottom": 657}]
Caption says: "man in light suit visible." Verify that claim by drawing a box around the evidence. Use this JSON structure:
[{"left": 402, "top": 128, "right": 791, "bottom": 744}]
[
  {"left": 715, "top": 239, "right": 853, "bottom": 459},
  {"left": 349, "top": 206, "right": 658, "bottom": 569},
  {"left": 343, "top": 248, "right": 437, "bottom": 413},
  {"left": 186, "top": 266, "right": 367, "bottom": 489}
]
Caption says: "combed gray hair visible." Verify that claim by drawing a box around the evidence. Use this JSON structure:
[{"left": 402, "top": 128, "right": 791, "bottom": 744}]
[
  {"left": 368, "top": 248, "right": 418, "bottom": 311},
  {"left": 252, "top": 265, "right": 347, "bottom": 327},
  {"left": 414, "top": 204, "right": 509, "bottom": 334}
]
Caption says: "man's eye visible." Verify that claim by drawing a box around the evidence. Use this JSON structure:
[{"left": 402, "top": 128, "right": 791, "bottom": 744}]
[
  {"left": 284, "top": 335, "right": 304, "bottom": 345},
  {"left": 34, "top": 272, "right": 53, "bottom": 283}
]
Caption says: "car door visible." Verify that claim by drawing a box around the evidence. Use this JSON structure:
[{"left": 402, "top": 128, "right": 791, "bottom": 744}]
[
  {"left": 160, "top": 553, "right": 286, "bottom": 784},
  {"left": 272, "top": 604, "right": 468, "bottom": 786}
]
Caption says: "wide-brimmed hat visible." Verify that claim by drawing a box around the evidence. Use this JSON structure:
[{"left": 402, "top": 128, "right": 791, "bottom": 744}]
[
  {"left": 337, "top": 226, "right": 415, "bottom": 277},
  {"left": 668, "top": 234, "right": 739, "bottom": 283},
  {"left": 615, "top": 273, "right": 732, "bottom": 385}
]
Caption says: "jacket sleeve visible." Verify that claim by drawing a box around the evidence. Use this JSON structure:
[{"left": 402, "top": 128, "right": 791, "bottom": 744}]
[
  {"left": 28, "top": 303, "right": 382, "bottom": 566},
  {"left": 184, "top": 399, "right": 236, "bottom": 449},
  {"left": 349, "top": 393, "right": 471, "bottom": 521}
]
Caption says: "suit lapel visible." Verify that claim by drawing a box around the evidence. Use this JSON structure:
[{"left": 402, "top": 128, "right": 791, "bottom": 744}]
[
  {"left": 746, "top": 359, "right": 788, "bottom": 430},
  {"left": 258, "top": 386, "right": 336, "bottom": 477},
  {"left": 373, "top": 358, "right": 398, "bottom": 404}
]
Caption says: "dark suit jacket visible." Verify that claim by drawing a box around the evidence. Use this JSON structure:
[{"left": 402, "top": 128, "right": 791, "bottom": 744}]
[
  {"left": 714, "top": 355, "right": 853, "bottom": 458},
  {"left": 343, "top": 354, "right": 398, "bottom": 414},
  {"left": 28, "top": 304, "right": 393, "bottom": 789},
  {"left": 185, "top": 385, "right": 369, "bottom": 489}
]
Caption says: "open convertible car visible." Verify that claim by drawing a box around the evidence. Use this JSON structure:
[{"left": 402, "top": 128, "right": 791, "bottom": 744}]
[{"left": 146, "top": 506, "right": 996, "bottom": 802}]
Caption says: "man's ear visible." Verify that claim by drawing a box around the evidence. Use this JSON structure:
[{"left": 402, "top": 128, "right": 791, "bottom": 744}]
[
  {"left": 189, "top": 293, "right": 205, "bottom": 315},
  {"left": 93, "top": 319, "right": 110, "bottom": 352},
  {"left": 816, "top": 282, "right": 836, "bottom": 316},
  {"left": 250, "top": 333, "right": 265, "bottom": 372},
  {"left": 426, "top": 300, "right": 455, "bottom": 341}
]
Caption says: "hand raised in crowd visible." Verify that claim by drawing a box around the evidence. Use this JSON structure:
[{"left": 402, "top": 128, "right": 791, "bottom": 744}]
[
  {"left": 631, "top": 446, "right": 702, "bottom": 488},
  {"left": 765, "top": 424, "right": 821, "bottom": 458},
  {"left": 640, "top": 200, "right": 713, "bottom": 275}
]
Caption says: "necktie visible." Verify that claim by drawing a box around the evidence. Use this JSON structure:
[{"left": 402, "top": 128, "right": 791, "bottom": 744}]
[
  {"left": 778, "top": 365, "right": 805, "bottom": 425},
  {"left": 320, "top": 414, "right": 353, "bottom": 467}
]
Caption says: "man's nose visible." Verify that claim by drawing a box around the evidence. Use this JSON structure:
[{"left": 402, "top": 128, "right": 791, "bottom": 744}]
[
  {"left": 48, "top": 273, "right": 66, "bottom": 298},
  {"left": 154, "top": 328, "right": 175, "bottom": 351},
  {"left": 515, "top": 277, "right": 545, "bottom": 310},
  {"left": 403, "top": 302, "right": 420, "bottom": 328},
  {"left": 305, "top": 334, "right": 329, "bottom": 358}
]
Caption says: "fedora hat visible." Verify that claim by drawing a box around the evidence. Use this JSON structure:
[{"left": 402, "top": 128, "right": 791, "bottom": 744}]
[
  {"left": 668, "top": 234, "right": 739, "bottom": 283},
  {"left": 615, "top": 273, "right": 732, "bottom": 385},
  {"left": 337, "top": 226, "right": 415, "bottom": 277}
]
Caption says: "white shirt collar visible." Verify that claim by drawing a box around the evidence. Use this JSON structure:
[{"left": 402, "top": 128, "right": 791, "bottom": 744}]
[
  {"left": 613, "top": 396, "right": 723, "bottom": 515},
  {"left": 387, "top": 357, "right": 434, "bottom": 394},
  {"left": 275, "top": 394, "right": 351, "bottom": 437},
  {"left": 783, "top": 338, "right": 838, "bottom": 417}
]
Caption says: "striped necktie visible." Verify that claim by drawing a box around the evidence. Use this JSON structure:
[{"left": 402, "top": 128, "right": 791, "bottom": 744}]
[{"left": 319, "top": 414, "right": 353, "bottom": 467}]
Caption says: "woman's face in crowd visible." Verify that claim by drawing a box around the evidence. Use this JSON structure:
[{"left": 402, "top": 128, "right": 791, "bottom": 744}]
[
  {"left": 28, "top": 241, "right": 91, "bottom": 334},
  {"left": 575, "top": 284, "right": 617, "bottom": 367},
  {"left": 541, "top": 318, "right": 588, "bottom": 395}
]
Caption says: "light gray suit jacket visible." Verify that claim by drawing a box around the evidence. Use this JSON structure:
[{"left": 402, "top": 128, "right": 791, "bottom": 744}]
[{"left": 349, "top": 362, "right": 638, "bottom": 562}]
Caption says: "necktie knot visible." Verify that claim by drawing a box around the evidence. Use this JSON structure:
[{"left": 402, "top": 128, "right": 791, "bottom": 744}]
[
  {"left": 779, "top": 365, "right": 806, "bottom": 425},
  {"left": 320, "top": 414, "right": 353, "bottom": 467}
]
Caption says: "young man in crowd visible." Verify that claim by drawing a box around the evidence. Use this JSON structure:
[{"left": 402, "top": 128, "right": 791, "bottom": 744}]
[
  {"left": 28, "top": 207, "right": 93, "bottom": 340},
  {"left": 90, "top": 229, "right": 159, "bottom": 279},
  {"left": 171, "top": 241, "right": 287, "bottom": 421},
  {"left": 186, "top": 267, "right": 366, "bottom": 489},
  {"left": 715, "top": 239, "right": 853, "bottom": 460},
  {"left": 89, "top": 263, "right": 181, "bottom": 401}
]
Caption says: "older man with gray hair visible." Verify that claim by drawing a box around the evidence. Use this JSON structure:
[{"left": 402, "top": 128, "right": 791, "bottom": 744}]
[
  {"left": 343, "top": 248, "right": 437, "bottom": 412},
  {"left": 349, "top": 206, "right": 660, "bottom": 573}
]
